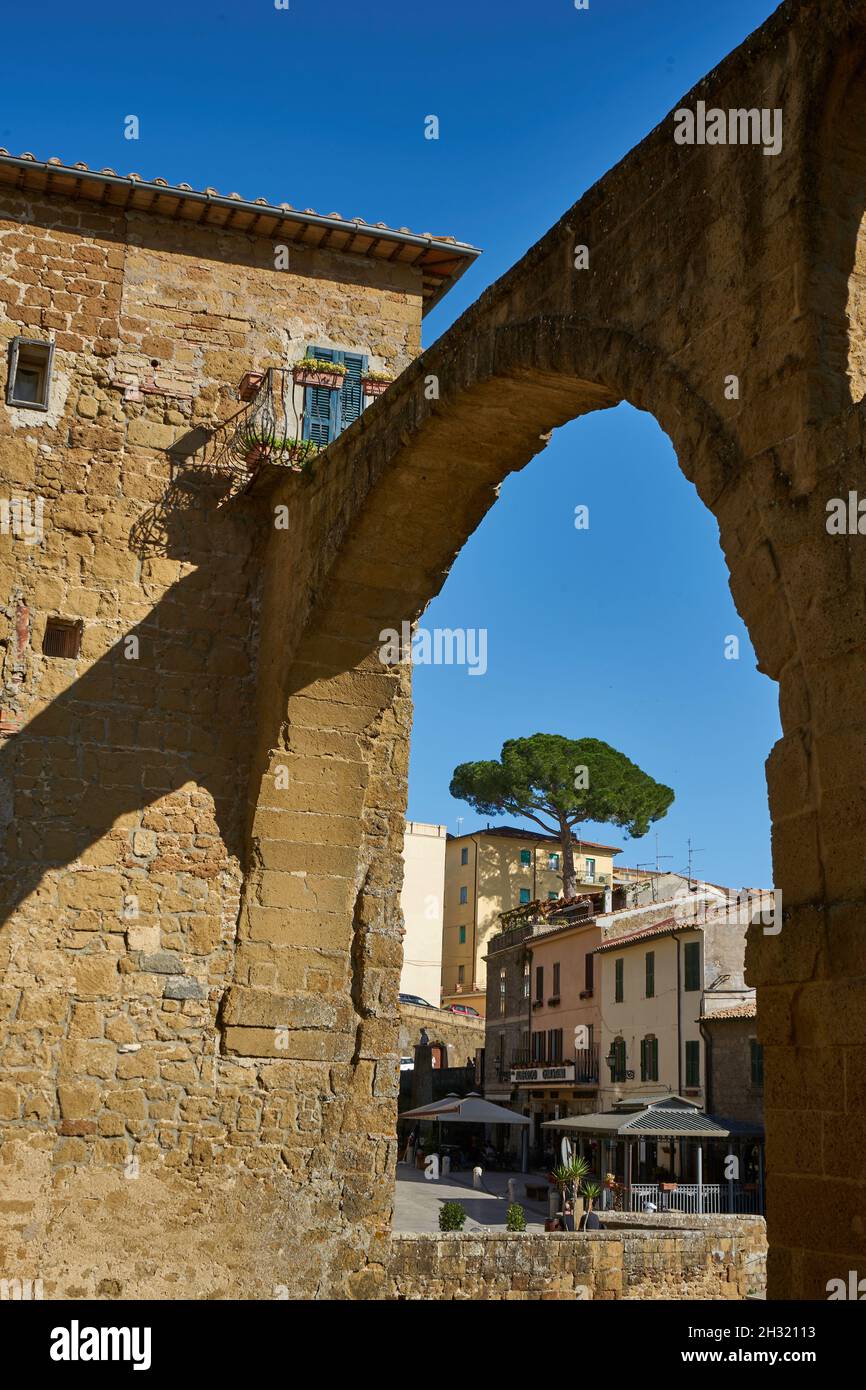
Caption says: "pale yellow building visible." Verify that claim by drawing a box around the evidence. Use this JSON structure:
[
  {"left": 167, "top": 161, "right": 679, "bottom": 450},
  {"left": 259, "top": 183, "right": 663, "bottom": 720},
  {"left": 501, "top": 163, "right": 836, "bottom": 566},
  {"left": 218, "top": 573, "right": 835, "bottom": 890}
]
[
  {"left": 441, "top": 826, "right": 621, "bottom": 1015},
  {"left": 399, "top": 821, "right": 447, "bottom": 1005}
]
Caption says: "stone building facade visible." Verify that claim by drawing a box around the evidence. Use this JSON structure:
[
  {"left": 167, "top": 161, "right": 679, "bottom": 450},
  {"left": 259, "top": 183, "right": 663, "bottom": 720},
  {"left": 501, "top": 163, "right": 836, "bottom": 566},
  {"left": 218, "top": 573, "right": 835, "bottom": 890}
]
[{"left": 0, "top": 153, "right": 477, "bottom": 1299}]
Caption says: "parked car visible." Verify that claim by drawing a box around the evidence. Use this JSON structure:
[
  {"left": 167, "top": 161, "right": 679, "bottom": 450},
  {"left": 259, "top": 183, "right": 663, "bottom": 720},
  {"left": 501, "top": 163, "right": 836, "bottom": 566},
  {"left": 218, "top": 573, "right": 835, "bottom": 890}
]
[
  {"left": 399, "top": 993, "right": 437, "bottom": 1009},
  {"left": 444, "top": 1003, "right": 480, "bottom": 1017}
]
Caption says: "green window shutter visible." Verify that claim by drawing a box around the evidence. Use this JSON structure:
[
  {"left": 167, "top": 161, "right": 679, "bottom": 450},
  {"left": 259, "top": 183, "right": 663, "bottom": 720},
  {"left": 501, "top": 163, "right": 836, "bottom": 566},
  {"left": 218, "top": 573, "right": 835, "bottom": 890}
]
[
  {"left": 685, "top": 1039, "right": 700, "bottom": 1087},
  {"left": 615, "top": 958, "right": 624, "bottom": 1003},
  {"left": 683, "top": 940, "right": 701, "bottom": 992},
  {"left": 645, "top": 951, "right": 655, "bottom": 998},
  {"left": 651, "top": 1037, "right": 659, "bottom": 1081},
  {"left": 338, "top": 350, "right": 367, "bottom": 429},
  {"left": 302, "top": 345, "right": 338, "bottom": 444},
  {"left": 640, "top": 1038, "right": 647, "bottom": 1081}
]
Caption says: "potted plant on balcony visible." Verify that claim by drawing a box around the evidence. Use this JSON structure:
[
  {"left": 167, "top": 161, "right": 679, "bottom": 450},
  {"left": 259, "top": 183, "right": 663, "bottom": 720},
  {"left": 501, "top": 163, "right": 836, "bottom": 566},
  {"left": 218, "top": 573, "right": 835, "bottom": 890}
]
[
  {"left": 292, "top": 356, "right": 347, "bottom": 390},
  {"left": 361, "top": 369, "right": 393, "bottom": 397},
  {"left": 237, "top": 370, "right": 265, "bottom": 401},
  {"left": 238, "top": 426, "right": 320, "bottom": 472}
]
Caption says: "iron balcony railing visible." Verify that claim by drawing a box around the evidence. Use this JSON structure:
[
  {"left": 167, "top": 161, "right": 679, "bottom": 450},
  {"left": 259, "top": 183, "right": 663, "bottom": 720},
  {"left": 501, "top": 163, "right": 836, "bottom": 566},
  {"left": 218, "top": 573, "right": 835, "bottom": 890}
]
[{"left": 492, "top": 1045, "right": 599, "bottom": 1085}]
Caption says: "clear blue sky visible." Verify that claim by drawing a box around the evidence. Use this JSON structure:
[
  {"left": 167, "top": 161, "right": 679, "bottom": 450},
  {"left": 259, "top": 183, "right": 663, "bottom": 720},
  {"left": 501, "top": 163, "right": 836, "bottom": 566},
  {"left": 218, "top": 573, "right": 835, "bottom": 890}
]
[{"left": 2, "top": 0, "right": 782, "bottom": 886}]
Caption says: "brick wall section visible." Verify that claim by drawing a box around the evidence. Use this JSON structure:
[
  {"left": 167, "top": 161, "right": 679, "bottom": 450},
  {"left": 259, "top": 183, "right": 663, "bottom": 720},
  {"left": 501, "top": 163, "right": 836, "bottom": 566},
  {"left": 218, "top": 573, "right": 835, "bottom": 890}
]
[{"left": 385, "top": 1217, "right": 767, "bottom": 1300}]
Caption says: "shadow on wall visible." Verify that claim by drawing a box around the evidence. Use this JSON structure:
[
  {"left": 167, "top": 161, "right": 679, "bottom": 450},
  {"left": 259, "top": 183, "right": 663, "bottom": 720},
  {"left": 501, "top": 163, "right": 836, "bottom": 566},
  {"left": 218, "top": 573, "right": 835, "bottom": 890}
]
[{"left": 0, "top": 467, "right": 264, "bottom": 933}]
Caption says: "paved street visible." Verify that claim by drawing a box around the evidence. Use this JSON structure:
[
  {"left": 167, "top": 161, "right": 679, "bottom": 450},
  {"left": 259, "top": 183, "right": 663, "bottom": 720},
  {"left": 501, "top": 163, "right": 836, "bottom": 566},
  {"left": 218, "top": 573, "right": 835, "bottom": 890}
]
[{"left": 393, "top": 1163, "right": 554, "bottom": 1233}]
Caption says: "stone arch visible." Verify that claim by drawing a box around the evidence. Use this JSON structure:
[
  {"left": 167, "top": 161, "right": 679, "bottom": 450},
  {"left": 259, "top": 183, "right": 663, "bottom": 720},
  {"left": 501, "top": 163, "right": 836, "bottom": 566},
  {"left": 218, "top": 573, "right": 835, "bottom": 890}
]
[
  {"left": 811, "top": 21, "right": 866, "bottom": 407},
  {"left": 226, "top": 312, "right": 789, "bottom": 1295}
]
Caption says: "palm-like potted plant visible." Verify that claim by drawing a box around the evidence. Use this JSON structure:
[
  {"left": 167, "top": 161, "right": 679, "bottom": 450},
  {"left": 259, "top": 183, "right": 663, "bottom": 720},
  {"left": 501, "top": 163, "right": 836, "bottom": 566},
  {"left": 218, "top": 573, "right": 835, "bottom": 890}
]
[
  {"left": 292, "top": 356, "right": 347, "bottom": 390},
  {"left": 551, "top": 1155, "right": 591, "bottom": 1230},
  {"left": 580, "top": 1180, "right": 602, "bottom": 1229}
]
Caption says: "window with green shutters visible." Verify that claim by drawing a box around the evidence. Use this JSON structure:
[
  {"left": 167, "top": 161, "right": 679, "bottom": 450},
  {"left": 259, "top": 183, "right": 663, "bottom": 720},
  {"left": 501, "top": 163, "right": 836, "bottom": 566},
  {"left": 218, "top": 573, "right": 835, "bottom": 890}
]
[
  {"left": 685, "top": 1039, "right": 700, "bottom": 1087},
  {"left": 683, "top": 940, "right": 701, "bottom": 992},
  {"left": 610, "top": 1036, "right": 626, "bottom": 1082},
  {"left": 520, "top": 849, "right": 532, "bottom": 866},
  {"left": 458, "top": 925, "right": 466, "bottom": 945},
  {"left": 750, "top": 1039, "right": 764, "bottom": 1086},
  {"left": 640, "top": 1035, "right": 659, "bottom": 1082},
  {"left": 645, "top": 950, "right": 655, "bottom": 999},
  {"left": 301, "top": 345, "right": 368, "bottom": 445},
  {"left": 614, "top": 957, "right": 624, "bottom": 1002}
]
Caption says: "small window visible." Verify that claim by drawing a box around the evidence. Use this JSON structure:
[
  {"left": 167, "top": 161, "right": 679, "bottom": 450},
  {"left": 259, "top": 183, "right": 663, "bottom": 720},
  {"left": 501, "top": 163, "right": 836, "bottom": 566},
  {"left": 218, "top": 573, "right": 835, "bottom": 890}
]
[
  {"left": 535, "top": 965, "right": 544, "bottom": 1002},
  {"left": 610, "top": 1036, "right": 626, "bottom": 1082},
  {"left": 519, "top": 888, "right": 530, "bottom": 905},
  {"left": 458, "top": 964, "right": 465, "bottom": 985},
  {"left": 7, "top": 337, "right": 54, "bottom": 411},
  {"left": 499, "top": 966, "right": 506, "bottom": 1015},
  {"left": 43, "top": 618, "right": 82, "bottom": 659},
  {"left": 458, "top": 925, "right": 466, "bottom": 945},
  {"left": 522, "top": 961, "right": 530, "bottom": 999},
  {"left": 519, "top": 849, "right": 531, "bottom": 866},
  {"left": 645, "top": 950, "right": 655, "bottom": 999},
  {"left": 684, "top": 940, "right": 701, "bottom": 992},
  {"left": 548, "top": 891, "right": 558, "bottom": 901},
  {"left": 750, "top": 1038, "right": 764, "bottom": 1087},
  {"left": 614, "top": 957, "right": 624, "bottom": 1003},
  {"left": 584, "top": 857, "right": 596, "bottom": 881},
  {"left": 548, "top": 852, "right": 560, "bottom": 871},
  {"left": 552, "top": 962, "right": 560, "bottom": 996},
  {"left": 460, "top": 846, "right": 469, "bottom": 866},
  {"left": 459, "top": 886, "right": 468, "bottom": 906},
  {"left": 685, "top": 1039, "right": 700, "bottom": 1088},
  {"left": 641, "top": 1035, "right": 659, "bottom": 1082},
  {"left": 584, "top": 952, "right": 594, "bottom": 992}
]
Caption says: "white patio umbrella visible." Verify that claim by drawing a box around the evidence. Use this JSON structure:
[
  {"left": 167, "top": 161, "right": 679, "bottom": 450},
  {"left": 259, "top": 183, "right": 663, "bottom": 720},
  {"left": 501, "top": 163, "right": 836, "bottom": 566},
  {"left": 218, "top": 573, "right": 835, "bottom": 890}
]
[{"left": 401, "top": 1092, "right": 531, "bottom": 1172}]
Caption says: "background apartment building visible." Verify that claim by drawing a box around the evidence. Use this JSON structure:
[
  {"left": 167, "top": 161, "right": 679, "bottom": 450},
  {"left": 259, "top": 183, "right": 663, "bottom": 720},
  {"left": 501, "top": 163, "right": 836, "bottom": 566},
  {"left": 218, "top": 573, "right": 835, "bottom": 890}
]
[
  {"left": 398, "top": 820, "right": 447, "bottom": 1005},
  {"left": 441, "top": 826, "right": 621, "bottom": 1014},
  {"left": 595, "top": 892, "right": 755, "bottom": 1115}
]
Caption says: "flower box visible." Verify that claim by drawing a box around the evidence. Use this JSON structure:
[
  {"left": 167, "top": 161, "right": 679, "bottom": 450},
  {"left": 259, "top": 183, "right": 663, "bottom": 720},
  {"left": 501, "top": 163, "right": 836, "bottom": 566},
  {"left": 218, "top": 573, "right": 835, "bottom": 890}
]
[
  {"left": 362, "top": 377, "right": 390, "bottom": 397},
  {"left": 237, "top": 371, "right": 265, "bottom": 402},
  {"left": 292, "top": 358, "right": 347, "bottom": 391}
]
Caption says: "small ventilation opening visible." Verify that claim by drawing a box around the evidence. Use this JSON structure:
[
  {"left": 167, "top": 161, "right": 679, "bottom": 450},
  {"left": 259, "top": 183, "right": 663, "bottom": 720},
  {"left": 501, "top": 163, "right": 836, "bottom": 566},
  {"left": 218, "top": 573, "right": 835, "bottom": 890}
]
[{"left": 43, "top": 618, "right": 82, "bottom": 659}]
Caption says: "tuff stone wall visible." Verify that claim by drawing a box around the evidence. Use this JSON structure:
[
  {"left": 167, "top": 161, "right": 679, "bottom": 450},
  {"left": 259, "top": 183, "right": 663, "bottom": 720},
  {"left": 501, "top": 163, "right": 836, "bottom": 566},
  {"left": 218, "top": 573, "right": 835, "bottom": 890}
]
[
  {"left": 386, "top": 1217, "right": 767, "bottom": 1300},
  {"left": 0, "top": 190, "right": 423, "bottom": 1298}
]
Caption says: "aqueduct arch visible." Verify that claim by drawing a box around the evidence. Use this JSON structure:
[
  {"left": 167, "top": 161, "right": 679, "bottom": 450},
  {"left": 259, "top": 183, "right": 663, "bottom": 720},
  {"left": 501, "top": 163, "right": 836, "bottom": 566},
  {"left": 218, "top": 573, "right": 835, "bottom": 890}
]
[{"left": 234, "top": 0, "right": 866, "bottom": 1298}]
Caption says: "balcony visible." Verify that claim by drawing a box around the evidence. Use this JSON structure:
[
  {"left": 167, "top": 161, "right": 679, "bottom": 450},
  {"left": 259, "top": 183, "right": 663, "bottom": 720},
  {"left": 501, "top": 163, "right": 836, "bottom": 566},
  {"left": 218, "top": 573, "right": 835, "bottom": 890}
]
[{"left": 492, "top": 1046, "right": 599, "bottom": 1086}]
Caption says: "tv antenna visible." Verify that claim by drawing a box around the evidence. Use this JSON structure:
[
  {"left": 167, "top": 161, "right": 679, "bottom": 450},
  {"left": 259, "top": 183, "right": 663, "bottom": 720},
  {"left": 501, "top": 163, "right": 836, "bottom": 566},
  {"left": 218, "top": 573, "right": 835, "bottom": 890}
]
[{"left": 683, "top": 837, "right": 705, "bottom": 889}]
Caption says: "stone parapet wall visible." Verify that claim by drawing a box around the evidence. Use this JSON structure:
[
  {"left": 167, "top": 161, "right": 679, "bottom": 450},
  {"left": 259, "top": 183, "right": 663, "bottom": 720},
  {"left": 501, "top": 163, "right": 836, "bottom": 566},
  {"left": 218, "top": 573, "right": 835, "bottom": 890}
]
[{"left": 385, "top": 1218, "right": 767, "bottom": 1300}]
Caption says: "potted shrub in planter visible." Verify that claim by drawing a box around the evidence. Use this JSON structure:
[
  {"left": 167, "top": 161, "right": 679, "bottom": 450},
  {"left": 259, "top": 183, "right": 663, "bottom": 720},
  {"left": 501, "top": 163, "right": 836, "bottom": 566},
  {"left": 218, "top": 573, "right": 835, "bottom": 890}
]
[
  {"left": 578, "top": 1181, "right": 602, "bottom": 1230},
  {"left": 238, "top": 427, "right": 320, "bottom": 471},
  {"left": 506, "top": 1203, "right": 527, "bottom": 1233},
  {"left": 292, "top": 356, "right": 347, "bottom": 390},
  {"left": 361, "top": 369, "right": 393, "bottom": 397},
  {"left": 438, "top": 1201, "right": 466, "bottom": 1232}
]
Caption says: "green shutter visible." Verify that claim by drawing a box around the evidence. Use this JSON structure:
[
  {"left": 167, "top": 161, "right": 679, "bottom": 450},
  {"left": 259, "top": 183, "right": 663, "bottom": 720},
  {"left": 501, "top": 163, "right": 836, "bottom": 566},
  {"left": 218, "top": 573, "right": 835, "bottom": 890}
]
[
  {"left": 615, "top": 958, "right": 624, "bottom": 1002},
  {"left": 685, "top": 1039, "right": 700, "bottom": 1087},
  {"left": 303, "top": 346, "right": 338, "bottom": 444},
  {"left": 684, "top": 941, "right": 701, "bottom": 992},
  {"left": 651, "top": 1037, "right": 659, "bottom": 1081},
  {"left": 339, "top": 351, "right": 366, "bottom": 429},
  {"left": 640, "top": 1038, "right": 647, "bottom": 1081},
  {"left": 645, "top": 951, "right": 655, "bottom": 998}
]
